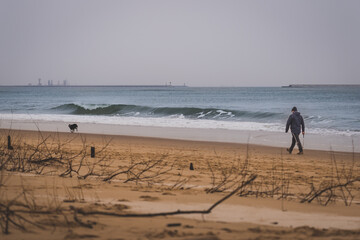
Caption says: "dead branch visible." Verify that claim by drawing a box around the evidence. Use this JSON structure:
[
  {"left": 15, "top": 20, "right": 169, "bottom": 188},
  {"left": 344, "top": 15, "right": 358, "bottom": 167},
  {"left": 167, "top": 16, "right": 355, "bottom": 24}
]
[
  {"left": 206, "top": 152, "right": 252, "bottom": 194},
  {"left": 71, "top": 174, "right": 257, "bottom": 218},
  {"left": 300, "top": 177, "right": 360, "bottom": 205}
]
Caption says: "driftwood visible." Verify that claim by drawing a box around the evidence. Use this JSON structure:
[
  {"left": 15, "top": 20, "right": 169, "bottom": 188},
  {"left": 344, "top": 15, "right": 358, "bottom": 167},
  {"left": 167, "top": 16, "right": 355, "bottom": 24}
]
[
  {"left": 300, "top": 177, "right": 360, "bottom": 205},
  {"left": 71, "top": 174, "right": 257, "bottom": 218}
]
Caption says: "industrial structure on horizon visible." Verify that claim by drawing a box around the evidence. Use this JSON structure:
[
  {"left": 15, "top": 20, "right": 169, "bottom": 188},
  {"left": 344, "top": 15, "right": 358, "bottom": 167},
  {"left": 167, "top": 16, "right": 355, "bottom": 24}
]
[{"left": 28, "top": 78, "right": 69, "bottom": 87}]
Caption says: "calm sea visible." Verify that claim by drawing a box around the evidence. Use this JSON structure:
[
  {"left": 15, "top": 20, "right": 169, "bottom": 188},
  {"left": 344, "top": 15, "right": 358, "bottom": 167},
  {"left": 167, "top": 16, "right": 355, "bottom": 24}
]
[{"left": 0, "top": 86, "right": 359, "bottom": 136}]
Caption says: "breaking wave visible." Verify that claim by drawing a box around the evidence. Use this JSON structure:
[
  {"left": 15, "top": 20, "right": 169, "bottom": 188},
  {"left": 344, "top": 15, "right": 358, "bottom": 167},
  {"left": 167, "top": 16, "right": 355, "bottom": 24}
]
[{"left": 52, "top": 103, "right": 282, "bottom": 121}]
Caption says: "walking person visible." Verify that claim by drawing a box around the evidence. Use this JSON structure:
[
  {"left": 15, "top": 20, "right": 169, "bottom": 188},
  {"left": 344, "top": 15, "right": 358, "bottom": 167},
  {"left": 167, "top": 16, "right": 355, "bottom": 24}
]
[{"left": 285, "top": 106, "right": 305, "bottom": 154}]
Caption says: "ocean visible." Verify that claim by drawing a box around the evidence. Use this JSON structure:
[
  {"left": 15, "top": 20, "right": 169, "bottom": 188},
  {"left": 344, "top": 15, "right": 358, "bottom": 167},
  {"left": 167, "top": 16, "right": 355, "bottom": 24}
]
[{"left": 0, "top": 85, "right": 359, "bottom": 137}]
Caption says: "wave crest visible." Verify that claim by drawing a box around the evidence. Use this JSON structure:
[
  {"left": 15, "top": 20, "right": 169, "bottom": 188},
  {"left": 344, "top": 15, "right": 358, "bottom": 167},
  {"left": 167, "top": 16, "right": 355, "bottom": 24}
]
[{"left": 52, "top": 103, "right": 281, "bottom": 120}]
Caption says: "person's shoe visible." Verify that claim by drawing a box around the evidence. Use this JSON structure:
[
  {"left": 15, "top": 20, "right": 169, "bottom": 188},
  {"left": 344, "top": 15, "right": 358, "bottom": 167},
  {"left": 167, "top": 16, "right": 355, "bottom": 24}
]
[
  {"left": 286, "top": 148, "right": 292, "bottom": 154},
  {"left": 297, "top": 151, "right": 303, "bottom": 155}
]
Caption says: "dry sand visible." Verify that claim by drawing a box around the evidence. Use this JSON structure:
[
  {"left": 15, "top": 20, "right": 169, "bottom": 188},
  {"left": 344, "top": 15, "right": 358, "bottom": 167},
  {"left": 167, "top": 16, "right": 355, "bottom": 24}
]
[{"left": 1, "top": 129, "right": 360, "bottom": 239}]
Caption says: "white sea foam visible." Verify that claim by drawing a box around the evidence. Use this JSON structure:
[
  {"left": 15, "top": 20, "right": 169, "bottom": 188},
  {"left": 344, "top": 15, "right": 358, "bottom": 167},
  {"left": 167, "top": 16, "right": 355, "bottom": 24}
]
[{"left": 1, "top": 113, "right": 359, "bottom": 137}]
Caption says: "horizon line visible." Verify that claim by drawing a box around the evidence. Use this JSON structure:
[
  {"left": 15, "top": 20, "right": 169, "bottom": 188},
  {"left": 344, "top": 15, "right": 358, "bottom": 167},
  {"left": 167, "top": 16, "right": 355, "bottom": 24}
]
[{"left": 1, "top": 84, "right": 360, "bottom": 88}]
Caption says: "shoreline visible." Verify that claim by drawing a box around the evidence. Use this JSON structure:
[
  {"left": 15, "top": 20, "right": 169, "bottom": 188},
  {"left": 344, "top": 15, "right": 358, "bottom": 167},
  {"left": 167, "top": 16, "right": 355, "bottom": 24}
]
[{"left": 1, "top": 118, "right": 359, "bottom": 152}]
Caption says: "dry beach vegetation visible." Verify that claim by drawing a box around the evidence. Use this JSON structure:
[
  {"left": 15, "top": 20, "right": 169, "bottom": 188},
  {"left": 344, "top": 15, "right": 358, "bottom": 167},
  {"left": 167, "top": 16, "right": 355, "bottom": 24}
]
[{"left": 1, "top": 129, "right": 360, "bottom": 239}]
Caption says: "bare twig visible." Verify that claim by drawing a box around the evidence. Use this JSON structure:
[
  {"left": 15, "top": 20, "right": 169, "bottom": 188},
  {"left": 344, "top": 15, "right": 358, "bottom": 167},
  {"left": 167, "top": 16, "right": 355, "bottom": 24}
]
[{"left": 71, "top": 174, "right": 257, "bottom": 218}]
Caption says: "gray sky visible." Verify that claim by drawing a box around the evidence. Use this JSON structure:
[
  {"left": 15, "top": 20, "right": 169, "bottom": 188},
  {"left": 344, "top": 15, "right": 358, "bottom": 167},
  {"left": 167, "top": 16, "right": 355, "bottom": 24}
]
[{"left": 1, "top": 0, "right": 359, "bottom": 87}]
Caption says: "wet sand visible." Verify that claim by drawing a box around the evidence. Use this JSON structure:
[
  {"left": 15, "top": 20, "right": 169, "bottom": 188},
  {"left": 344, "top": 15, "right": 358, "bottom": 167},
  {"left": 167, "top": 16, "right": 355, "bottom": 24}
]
[{"left": 1, "top": 118, "right": 359, "bottom": 152}]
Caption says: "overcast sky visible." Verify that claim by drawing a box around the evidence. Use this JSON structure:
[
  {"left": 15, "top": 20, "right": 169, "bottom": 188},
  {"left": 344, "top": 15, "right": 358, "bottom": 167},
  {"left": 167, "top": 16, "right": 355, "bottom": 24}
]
[{"left": 0, "top": 0, "right": 359, "bottom": 87}]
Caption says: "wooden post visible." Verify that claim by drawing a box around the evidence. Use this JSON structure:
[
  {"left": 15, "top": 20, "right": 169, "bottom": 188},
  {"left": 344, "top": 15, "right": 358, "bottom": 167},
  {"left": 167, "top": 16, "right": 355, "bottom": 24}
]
[
  {"left": 7, "top": 136, "right": 13, "bottom": 150},
  {"left": 190, "top": 162, "right": 194, "bottom": 170},
  {"left": 91, "top": 147, "right": 95, "bottom": 158}
]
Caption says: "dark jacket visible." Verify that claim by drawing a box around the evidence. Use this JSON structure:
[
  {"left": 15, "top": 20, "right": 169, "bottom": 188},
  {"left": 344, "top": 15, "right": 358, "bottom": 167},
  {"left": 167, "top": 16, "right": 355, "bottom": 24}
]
[{"left": 286, "top": 111, "right": 305, "bottom": 134}]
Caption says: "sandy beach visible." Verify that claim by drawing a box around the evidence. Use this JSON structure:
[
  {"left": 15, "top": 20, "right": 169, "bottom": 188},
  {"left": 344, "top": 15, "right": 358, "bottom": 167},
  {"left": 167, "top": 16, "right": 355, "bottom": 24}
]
[{"left": 1, "top": 128, "right": 360, "bottom": 239}]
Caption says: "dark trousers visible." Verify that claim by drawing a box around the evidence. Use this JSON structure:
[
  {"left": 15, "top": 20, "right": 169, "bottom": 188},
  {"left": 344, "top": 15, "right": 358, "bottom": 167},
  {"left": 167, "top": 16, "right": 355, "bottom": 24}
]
[{"left": 289, "top": 133, "right": 303, "bottom": 153}]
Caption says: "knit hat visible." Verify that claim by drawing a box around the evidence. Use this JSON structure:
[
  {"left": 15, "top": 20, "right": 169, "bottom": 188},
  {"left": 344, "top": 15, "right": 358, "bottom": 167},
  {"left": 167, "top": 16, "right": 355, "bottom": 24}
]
[{"left": 292, "top": 106, "right": 297, "bottom": 112}]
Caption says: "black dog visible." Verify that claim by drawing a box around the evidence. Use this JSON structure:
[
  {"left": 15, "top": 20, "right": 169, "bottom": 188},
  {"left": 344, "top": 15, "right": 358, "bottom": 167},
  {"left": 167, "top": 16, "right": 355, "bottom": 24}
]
[{"left": 68, "top": 124, "right": 78, "bottom": 133}]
